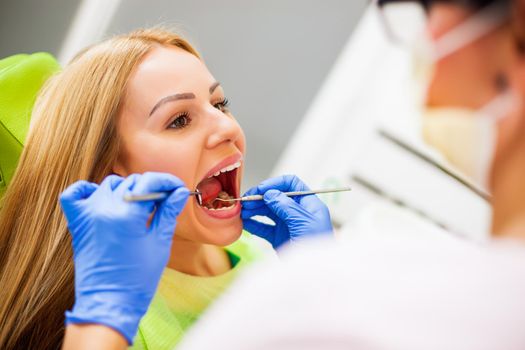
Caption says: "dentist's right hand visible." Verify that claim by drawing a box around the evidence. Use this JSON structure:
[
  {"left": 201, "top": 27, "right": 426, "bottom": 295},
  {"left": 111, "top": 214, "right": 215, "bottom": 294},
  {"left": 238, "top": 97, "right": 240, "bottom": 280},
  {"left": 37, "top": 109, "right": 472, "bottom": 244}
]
[{"left": 59, "top": 172, "right": 189, "bottom": 345}]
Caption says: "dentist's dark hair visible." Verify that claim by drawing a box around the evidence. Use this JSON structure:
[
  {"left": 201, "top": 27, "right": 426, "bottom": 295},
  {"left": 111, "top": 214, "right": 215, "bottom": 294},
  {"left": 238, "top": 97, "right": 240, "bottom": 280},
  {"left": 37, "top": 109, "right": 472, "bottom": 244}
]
[{"left": 377, "top": 0, "right": 511, "bottom": 10}]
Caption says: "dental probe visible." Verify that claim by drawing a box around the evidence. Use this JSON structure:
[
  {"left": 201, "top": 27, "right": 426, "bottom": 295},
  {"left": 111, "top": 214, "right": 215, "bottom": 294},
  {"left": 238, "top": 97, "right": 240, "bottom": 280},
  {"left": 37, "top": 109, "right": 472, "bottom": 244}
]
[
  {"left": 213, "top": 187, "right": 352, "bottom": 203},
  {"left": 124, "top": 190, "right": 203, "bottom": 205}
]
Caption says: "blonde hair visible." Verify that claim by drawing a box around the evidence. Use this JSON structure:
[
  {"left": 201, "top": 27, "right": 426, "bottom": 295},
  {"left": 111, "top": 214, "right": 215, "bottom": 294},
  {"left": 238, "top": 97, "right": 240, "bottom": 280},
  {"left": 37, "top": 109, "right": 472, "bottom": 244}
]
[{"left": 0, "top": 28, "right": 199, "bottom": 349}]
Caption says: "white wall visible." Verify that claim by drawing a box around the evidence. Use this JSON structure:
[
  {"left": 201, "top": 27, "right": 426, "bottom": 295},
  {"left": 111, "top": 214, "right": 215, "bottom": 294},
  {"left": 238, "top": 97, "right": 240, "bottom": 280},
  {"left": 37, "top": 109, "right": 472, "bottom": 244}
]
[{"left": 0, "top": 0, "right": 80, "bottom": 57}]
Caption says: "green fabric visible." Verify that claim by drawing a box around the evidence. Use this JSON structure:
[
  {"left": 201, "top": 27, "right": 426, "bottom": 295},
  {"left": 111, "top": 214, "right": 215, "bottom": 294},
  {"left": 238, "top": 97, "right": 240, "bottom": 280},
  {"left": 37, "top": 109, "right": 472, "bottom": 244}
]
[
  {"left": 0, "top": 52, "right": 60, "bottom": 197},
  {"left": 226, "top": 249, "right": 241, "bottom": 267},
  {"left": 130, "top": 231, "right": 272, "bottom": 350}
]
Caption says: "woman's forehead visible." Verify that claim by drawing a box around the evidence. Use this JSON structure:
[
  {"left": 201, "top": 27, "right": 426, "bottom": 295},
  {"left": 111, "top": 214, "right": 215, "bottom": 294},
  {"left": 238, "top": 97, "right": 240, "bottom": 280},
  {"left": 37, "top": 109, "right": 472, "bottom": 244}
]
[
  {"left": 129, "top": 46, "right": 213, "bottom": 94},
  {"left": 124, "top": 46, "right": 215, "bottom": 113}
]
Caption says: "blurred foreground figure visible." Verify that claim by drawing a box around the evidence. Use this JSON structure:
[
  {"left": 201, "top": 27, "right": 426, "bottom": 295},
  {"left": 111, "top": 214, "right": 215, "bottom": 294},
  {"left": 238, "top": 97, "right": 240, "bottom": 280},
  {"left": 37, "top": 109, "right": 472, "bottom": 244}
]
[
  {"left": 179, "top": 233, "right": 525, "bottom": 350},
  {"left": 176, "top": 1, "right": 525, "bottom": 349}
]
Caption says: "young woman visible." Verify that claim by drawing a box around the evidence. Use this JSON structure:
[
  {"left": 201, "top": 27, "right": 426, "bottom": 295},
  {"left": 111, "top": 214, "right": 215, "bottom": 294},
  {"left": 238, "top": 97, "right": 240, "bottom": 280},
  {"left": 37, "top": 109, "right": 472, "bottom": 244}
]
[{"left": 0, "top": 28, "right": 277, "bottom": 349}]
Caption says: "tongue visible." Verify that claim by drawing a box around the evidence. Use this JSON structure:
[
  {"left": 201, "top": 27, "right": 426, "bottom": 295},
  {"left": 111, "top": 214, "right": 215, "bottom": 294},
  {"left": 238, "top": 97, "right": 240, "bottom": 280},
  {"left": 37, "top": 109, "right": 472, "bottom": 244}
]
[{"left": 196, "top": 177, "right": 222, "bottom": 205}]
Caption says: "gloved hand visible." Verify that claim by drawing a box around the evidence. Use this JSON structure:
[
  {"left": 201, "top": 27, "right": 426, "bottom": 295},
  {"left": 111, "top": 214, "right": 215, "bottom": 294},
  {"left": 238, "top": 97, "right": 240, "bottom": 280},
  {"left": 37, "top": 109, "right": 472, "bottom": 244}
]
[
  {"left": 59, "top": 172, "right": 189, "bottom": 344},
  {"left": 241, "top": 175, "right": 333, "bottom": 249}
]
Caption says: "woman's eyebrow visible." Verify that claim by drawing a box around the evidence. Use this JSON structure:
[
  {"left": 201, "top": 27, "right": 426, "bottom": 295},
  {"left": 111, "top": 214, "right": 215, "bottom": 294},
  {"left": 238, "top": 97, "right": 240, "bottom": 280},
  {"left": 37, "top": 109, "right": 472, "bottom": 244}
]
[
  {"left": 149, "top": 92, "right": 195, "bottom": 116},
  {"left": 149, "top": 82, "right": 221, "bottom": 117},
  {"left": 209, "top": 81, "right": 220, "bottom": 94}
]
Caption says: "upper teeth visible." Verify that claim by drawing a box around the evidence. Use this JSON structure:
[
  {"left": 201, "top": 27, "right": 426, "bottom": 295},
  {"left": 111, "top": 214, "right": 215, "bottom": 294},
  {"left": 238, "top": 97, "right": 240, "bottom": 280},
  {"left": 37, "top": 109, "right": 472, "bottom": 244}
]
[{"left": 209, "top": 161, "right": 241, "bottom": 178}]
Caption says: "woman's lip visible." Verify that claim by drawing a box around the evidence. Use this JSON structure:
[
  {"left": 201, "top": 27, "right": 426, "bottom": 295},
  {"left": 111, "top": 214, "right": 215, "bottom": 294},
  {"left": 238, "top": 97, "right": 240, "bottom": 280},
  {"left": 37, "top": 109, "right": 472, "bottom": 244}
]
[
  {"left": 199, "top": 201, "right": 241, "bottom": 219},
  {"left": 200, "top": 153, "right": 243, "bottom": 182}
]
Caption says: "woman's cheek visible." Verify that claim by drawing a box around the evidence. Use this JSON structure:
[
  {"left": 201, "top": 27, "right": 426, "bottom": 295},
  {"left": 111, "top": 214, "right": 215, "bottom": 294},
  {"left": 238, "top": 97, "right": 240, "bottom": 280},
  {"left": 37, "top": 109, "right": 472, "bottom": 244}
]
[
  {"left": 235, "top": 123, "right": 247, "bottom": 154},
  {"left": 138, "top": 140, "right": 196, "bottom": 179},
  {"left": 173, "top": 206, "right": 195, "bottom": 239}
]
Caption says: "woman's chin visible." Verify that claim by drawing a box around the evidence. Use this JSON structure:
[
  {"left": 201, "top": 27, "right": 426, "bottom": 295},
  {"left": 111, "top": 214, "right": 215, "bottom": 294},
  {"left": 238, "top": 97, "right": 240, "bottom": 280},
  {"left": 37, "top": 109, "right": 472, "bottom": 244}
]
[
  {"left": 206, "top": 219, "right": 244, "bottom": 247},
  {"left": 176, "top": 217, "right": 244, "bottom": 247},
  {"left": 187, "top": 198, "right": 244, "bottom": 245}
]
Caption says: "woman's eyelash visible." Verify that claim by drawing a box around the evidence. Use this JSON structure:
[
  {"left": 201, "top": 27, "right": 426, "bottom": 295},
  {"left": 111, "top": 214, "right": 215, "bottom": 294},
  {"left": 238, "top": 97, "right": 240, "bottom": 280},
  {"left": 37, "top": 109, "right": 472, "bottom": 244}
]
[
  {"left": 167, "top": 98, "right": 230, "bottom": 130},
  {"left": 214, "top": 98, "right": 230, "bottom": 111},
  {"left": 167, "top": 112, "right": 192, "bottom": 130}
]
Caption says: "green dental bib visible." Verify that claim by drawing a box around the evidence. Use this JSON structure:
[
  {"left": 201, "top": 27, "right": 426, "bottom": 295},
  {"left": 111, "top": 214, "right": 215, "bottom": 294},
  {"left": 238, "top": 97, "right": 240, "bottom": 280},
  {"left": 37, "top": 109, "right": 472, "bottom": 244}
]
[{"left": 130, "top": 231, "right": 274, "bottom": 350}]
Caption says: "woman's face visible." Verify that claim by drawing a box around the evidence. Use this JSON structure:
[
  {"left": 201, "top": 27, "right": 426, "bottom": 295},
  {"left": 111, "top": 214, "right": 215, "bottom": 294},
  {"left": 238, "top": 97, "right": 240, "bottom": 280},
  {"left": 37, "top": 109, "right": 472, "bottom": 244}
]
[{"left": 115, "top": 45, "right": 246, "bottom": 246}]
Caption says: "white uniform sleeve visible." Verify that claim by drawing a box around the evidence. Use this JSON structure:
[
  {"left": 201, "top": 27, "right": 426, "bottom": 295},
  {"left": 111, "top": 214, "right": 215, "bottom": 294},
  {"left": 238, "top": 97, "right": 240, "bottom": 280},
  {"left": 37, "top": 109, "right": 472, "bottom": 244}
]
[{"left": 178, "top": 234, "right": 525, "bottom": 350}]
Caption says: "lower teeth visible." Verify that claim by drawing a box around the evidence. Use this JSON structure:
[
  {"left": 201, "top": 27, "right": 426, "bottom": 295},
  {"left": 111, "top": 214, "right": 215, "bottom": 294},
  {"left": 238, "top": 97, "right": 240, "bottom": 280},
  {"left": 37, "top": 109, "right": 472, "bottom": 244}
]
[
  {"left": 207, "top": 206, "right": 234, "bottom": 211},
  {"left": 205, "top": 191, "right": 235, "bottom": 211}
]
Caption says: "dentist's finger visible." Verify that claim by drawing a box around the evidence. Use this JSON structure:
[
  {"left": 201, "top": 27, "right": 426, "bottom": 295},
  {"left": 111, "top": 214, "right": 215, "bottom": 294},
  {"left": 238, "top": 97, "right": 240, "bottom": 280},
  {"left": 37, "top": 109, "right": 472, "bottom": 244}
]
[
  {"left": 129, "top": 172, "right": 186, "bottom": 196},
  {"left": 257, "top": 175, "right": 310, "bottom": 194},
  {"left": 114, "top": 174, "right": 141, "bottom": 198},
  {"left": 262, "top": 190, "right": 312, "bottom": 223},
  {"left": 242, "top": 218, "right": 276, "bottom": 245},
  {"left": 241, "top": 204, "right": 273, "bottom": 219},
  {"left": 241, "top": 186, "right": 267, "bottom": 210},
  {"left": 151, "top": 187, "right": 190, "bottom": 240},
  {"left": 60, "top": 181, "right": 99, "bottom": 209},
  {"left": 98, "top": 174, "right": 125, "bottom": 192},
  {"left": 242, "top": 175, "right": 310, "bottom": 210}
]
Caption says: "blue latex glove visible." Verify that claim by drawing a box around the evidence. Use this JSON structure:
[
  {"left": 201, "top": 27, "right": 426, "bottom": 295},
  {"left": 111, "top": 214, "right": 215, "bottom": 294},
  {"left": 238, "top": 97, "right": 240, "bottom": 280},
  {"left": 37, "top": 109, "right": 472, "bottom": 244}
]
[
  {"left": 241, "top": 175, "right": 333, "bottom": 249},
  {"left": 59, "top": 172, "right": 189, "bottom": 344}
]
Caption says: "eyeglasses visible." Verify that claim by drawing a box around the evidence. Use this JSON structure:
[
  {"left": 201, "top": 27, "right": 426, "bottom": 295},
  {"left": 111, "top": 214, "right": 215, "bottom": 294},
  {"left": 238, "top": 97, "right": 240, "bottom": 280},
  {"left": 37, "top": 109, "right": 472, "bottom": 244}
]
[
  {"left": 375, "top": 0, "right": 429, "bottom": 47},
  {"left": 376, "top": 0, "right": 511, "bottom": 57},
  {"left": 378, "top": 0, "right": 507, "bottom": 11}
]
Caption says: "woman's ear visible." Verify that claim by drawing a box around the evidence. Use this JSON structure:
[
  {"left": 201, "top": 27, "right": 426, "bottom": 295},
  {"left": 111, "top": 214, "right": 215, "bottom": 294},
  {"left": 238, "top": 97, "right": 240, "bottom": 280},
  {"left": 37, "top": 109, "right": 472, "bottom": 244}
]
[{"left": 112, "top": 159, "right": 127, "bottom": 177}]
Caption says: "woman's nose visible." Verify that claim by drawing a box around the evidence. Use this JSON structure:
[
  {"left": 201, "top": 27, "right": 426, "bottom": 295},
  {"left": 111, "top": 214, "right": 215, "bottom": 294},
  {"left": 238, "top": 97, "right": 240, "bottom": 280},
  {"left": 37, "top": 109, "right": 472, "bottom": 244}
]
[{"left": 205, "top": 108, "right": 241, "bottom": 149}]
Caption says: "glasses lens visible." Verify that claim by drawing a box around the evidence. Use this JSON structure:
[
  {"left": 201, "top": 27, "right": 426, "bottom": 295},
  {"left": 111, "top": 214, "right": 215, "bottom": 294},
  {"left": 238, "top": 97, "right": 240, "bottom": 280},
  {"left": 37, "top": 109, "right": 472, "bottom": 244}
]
[{"left": 380, "top": 2, "right": 428, "bottom": 47}]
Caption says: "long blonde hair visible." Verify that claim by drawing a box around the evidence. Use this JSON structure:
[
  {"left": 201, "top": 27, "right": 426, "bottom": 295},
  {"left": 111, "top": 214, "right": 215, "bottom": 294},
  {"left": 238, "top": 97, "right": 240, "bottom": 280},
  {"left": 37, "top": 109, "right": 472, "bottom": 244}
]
[{"left": 0, "top": 28, "right": 199, "bottom": 349}]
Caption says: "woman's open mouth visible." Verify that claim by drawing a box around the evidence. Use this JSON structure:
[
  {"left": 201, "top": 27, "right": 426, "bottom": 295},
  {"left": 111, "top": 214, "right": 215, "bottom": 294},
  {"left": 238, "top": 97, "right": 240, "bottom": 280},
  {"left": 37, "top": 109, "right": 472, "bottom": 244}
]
[{"left": 195, "top": 157, "right": 242, "bottom": 218}]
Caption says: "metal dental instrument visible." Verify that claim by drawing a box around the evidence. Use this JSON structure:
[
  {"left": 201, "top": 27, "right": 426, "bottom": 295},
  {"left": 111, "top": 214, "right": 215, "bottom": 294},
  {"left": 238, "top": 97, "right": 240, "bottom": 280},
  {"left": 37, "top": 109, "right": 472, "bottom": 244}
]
[
  {"left": 124, "top": 190, "right": 203, "bottom": 206},
  {"left": 212, "top": 187, "right": 352, "bottom": 203},
  {"left": 123, "top": 187, "right": 351, "bottom": 206}
]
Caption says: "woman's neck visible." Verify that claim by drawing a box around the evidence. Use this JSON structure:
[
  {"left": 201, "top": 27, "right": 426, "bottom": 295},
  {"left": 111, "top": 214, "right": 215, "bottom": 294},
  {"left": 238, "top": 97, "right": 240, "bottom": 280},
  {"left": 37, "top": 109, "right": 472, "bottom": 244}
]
[
  {"left": 492, "top": 181, "right": 525, "bottom": 240},
  {"left": 166, "top": 236, "right": 232, "bottom": 277},
  {"left": 491, "top": 128, "right": 525, "bottom": 240}
]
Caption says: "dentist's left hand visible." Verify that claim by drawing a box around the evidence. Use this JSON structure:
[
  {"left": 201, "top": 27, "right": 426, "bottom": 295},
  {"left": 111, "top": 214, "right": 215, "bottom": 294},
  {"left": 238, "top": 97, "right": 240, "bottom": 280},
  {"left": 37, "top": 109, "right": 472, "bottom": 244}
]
[
  {"left": 241, "top": 175, "right": 333, "bottom": 249},
  {"left": 59, "top": 172, "right": 190, "bottom": 345}
]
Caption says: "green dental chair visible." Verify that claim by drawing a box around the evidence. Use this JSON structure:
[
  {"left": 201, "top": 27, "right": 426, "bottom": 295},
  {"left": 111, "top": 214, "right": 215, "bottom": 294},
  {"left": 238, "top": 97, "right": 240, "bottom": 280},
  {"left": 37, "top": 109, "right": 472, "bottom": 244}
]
[{"left": 0, "top": 52, "right": 60, "bottom": 197}]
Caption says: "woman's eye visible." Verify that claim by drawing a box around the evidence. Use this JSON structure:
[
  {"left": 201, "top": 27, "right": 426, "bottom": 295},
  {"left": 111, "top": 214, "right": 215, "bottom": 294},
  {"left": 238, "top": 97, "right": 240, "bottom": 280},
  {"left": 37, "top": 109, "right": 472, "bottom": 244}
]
[
  {"left": 214, "top": 98, "right": 230, "bottom": 112},
  {"left": 168, "top": 113, "right": 191, "bottom": 129}
]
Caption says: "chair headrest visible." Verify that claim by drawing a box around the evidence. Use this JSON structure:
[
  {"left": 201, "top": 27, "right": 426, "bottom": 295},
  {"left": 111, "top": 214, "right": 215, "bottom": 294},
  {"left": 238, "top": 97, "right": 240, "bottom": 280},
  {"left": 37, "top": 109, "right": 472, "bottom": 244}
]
[{"left": 0, "top": 52, "right": 60, "bottom": 197}]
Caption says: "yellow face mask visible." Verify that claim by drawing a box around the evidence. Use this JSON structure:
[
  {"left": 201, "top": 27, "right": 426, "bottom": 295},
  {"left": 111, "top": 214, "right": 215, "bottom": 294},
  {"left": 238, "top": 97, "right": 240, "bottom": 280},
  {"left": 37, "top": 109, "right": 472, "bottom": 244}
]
[
  {"left": 422, "top": 106, "right": 494, "bottom": 191},
  {"left": 409, "top": 3, "right": 513, "bottom": 191}
]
